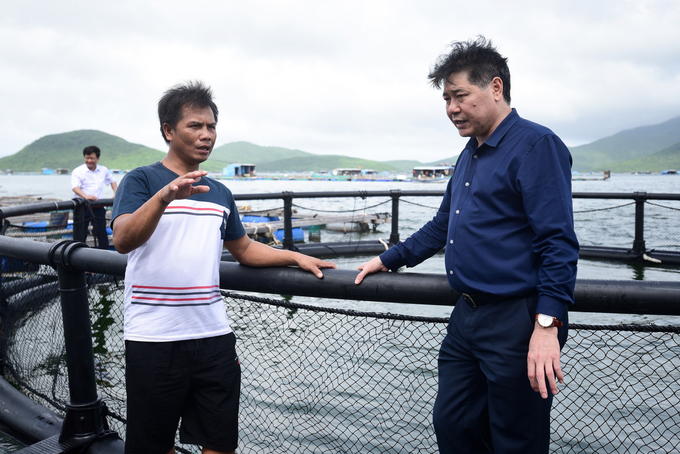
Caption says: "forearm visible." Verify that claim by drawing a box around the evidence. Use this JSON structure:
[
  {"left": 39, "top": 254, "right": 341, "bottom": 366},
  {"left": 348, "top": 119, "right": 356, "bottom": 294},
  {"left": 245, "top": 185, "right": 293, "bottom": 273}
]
[
  {"left": 235, "top": 240, "right": 302, "bottom": 267},
  {"left": 381, "top": 215, "right": 448, "bottom": 270},
  {"left": 72, "top": 187, "right": 91, "bottom": 199},
  {"left": 112, "top": 191, "right": 169, "bottom": 254},
  {"left": 229, "top": 238, "right": 335, "bottom": 279}
]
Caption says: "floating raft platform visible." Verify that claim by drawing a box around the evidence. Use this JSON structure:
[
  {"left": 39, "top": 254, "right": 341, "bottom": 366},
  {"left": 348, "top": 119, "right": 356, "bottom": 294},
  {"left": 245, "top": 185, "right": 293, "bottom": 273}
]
[{"left": 241, "top": 212, "right": 390, "bottom": 236}]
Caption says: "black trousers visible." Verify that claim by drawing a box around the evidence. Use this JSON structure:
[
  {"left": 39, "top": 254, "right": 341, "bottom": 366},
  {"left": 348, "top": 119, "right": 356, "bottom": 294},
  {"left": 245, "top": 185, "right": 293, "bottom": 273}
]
[
  {"left": 84, "top": 206, "right": 109, "bottom": 249},
  {"left": 433, "top": 294, "right": 568, "bottom": 454}
]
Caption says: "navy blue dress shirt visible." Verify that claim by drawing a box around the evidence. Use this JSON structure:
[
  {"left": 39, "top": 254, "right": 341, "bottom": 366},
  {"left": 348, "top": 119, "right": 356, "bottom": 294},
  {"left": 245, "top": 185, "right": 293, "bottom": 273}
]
[{"left": 380, "top": 109, "right": 579, "bottom": 319}]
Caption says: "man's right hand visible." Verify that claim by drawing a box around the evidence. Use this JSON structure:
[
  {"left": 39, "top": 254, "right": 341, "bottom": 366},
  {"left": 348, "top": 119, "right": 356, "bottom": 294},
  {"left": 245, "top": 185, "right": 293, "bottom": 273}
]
[
  {"left": 354, "top": 256, "right": 388, "bottom": 284},
  {"left": 159, "top": 170, "right": 210, "bottom": 203}
]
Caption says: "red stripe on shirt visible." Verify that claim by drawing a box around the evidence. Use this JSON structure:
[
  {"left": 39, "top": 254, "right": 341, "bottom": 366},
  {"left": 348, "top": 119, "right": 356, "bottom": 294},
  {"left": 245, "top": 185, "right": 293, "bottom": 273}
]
[{"left": 131, "top": 285, "right": 219, "bottom": 290}]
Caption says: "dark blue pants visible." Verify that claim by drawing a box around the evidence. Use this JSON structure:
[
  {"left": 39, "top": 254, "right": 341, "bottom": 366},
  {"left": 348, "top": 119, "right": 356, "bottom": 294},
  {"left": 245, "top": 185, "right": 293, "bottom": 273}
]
[
  {"left": 85, "top": 206, "right": 109, "bottom": 250},
  {"left": 433, "top": 295, "right": 568, "bottom": 454}
]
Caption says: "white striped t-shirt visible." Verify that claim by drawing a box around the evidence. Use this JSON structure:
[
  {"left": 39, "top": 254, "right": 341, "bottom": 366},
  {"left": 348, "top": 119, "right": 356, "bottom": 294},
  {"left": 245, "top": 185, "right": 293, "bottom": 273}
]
[{"left": 112, "top": 162, "right": 245, "bottom": 342}]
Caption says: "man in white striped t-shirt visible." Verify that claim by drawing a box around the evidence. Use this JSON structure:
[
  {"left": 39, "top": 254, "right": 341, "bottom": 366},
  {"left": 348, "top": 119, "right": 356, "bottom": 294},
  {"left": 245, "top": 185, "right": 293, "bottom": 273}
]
[{"left": 112, "top": 81, "right": 335, "bottom": 454}]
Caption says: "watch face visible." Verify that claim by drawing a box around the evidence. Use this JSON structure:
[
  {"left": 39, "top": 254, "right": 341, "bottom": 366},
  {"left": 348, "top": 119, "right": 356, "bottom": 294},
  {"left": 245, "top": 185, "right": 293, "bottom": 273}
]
[{"left": 537, "top": 314, "right": 553, "bottom": 327}]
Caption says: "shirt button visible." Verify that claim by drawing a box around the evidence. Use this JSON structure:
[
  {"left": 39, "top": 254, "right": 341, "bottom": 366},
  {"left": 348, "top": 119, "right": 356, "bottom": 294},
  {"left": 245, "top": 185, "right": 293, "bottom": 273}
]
[
  {"left": 465, "top": 182, "right": 470, "bottom": 187},
  {"left": 449, "top": 239, "right": 454, "bottom": 244},
  {"left": 449, "top": 270, "right": 453, "bottom": 275},
  {"left": 473, "top": 154, "right": 478, "bottom": 159},
  {"left": 455, "top": 210, "right": 460, "bottom": 214}
]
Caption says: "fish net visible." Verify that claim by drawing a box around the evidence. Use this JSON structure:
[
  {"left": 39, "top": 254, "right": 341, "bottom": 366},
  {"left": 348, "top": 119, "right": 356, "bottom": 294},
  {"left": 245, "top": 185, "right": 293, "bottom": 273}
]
[{"left": 1, "top": 263, "right": 679, "bottom": 453}]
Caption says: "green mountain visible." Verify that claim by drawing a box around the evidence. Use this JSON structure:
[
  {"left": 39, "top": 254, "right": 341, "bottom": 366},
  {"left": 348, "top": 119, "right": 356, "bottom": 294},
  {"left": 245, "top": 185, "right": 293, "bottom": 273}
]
[
  {"left": 11, "top": 114, "right": 680, "bottom": 175},
  {"left": 570, "top": 116, "right": 680, "bottom": 172},
  {"left": 608, "top": 142, "right": 680, "bottom": 173},
  {"left": 0, "top": 130, "right": 166, "bottom": 172},
  {"left": 0, "top": 130, "right": 227, "bottom": 172}
]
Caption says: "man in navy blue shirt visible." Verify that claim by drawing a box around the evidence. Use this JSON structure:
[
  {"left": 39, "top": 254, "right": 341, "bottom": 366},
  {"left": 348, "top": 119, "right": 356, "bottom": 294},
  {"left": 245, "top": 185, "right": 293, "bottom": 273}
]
[{"left": 355, "top": 37, "right": 579, "bottom": 453}]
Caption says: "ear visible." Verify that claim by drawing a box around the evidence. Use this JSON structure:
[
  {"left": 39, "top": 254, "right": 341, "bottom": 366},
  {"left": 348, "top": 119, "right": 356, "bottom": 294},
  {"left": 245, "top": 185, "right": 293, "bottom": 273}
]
[
  {"left": 162, "top": 123, "right": 174, "bottom": 142},
  {"left": 490, "top": 77, "right": 504, "bottom": 102}
]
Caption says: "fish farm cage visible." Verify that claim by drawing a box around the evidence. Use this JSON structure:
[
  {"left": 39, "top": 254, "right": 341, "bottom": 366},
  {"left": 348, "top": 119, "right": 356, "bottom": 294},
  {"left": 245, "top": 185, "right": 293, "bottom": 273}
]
[{"left": 0, "top": 191, "right": 679, "bottom": 453}]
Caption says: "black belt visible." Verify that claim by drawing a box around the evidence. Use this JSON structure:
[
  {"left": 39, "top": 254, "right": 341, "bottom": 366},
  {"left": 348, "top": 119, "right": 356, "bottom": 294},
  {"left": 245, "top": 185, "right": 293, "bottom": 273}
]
[{"left": 461, "top": 292, "right": 509, "bottom": 308}]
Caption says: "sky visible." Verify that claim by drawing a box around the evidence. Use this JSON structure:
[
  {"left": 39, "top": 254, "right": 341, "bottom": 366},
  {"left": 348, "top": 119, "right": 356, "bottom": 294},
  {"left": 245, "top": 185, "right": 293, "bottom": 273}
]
[{"left": 2, "top": 0, "right": 680, "bottom": 163}]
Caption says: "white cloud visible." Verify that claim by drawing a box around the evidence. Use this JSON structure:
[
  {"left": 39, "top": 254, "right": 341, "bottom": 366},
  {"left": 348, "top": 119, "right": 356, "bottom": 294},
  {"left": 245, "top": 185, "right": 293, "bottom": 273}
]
[{"left": 1, "top": 0, "right": 679, "bottom": 162}]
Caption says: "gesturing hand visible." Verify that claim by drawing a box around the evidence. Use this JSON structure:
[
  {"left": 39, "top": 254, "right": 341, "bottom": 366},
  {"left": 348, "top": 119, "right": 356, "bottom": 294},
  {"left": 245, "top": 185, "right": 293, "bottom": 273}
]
[{"left": 160, "top": 170, "right": 210, "bottom": 203}]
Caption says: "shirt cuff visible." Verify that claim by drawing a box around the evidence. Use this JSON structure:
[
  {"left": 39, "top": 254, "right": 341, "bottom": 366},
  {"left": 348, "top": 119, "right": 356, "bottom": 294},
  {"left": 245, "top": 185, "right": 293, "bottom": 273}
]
[
  {"left": 379, "top": 247, "right": 404, "bottom": 271},
  {"left": 536, "top": 295, "right": 569, "bottom": 321}
]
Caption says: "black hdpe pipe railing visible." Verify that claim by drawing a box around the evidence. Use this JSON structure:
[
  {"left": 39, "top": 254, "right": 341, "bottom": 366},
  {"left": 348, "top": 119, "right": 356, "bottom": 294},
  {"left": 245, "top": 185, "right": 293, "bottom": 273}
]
[
  {"left": 2, "top": 191, "right": 680, "bottom": 264},
  {"left": 0, "top": 198, "right": 114, "bottom": 244},
  {"left": 0, "top": 238, "right": 123, "bottom": 453},
  {"left": 1, "top": 235, "right": 680, "bottom": 451},
  {"left": 0, "top": 235, "right": 679, "bottom": 313}
]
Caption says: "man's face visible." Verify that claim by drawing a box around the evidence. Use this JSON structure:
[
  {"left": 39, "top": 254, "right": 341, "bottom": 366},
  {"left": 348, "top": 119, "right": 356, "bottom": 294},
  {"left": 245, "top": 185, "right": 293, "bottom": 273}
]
[
  {"left": 163, "top": 105, "right": 216, "bottom": 165},
  {"left": 443, "top": 71, "right": 504, "bottom": 145},
  {"left": 84, "top": 153, "right": 99, "bottom": 171}
]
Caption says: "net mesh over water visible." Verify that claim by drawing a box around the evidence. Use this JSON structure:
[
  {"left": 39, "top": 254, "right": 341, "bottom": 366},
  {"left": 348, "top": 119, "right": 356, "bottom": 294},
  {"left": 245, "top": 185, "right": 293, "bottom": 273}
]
[
  {"left": 1, "top": 264, "right": 679, "bottom": 454},
  {"left": 572, "top": 199, "right": 680, "bottom": 252}
]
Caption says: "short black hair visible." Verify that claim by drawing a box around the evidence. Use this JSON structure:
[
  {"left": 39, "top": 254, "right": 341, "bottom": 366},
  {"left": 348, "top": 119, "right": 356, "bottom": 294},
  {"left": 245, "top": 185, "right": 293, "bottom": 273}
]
[
  {"left": 83, "top": 145, "right": 101, "bottom": 158},
  {"left": 428, "top": 36, "right": 511, "bottom": 104},
  {"left": 157, "top": 81, "right": 219, "bottom": 144}
]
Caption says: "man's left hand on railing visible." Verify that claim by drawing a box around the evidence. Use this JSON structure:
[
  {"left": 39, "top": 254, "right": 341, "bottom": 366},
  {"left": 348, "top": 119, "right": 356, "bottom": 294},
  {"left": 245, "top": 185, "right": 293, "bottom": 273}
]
[{"left": 354, "top": 256, "right": 388, "bottom": 284}]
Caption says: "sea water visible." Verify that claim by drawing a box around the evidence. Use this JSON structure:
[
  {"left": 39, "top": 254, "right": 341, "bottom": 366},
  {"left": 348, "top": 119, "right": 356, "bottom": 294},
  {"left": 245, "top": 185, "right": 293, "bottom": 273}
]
[{"left": 1, "top": 173, "right": 680, "bottom": 452}]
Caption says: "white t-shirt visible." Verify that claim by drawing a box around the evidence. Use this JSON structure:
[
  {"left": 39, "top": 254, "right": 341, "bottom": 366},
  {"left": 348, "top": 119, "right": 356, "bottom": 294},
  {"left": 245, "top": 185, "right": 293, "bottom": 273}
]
[
  {"left": 71, "top": 163, "right": 115, "bottom": 199},
  {"left": 111, "top": 162, "right": 246, "bottom": 342}
]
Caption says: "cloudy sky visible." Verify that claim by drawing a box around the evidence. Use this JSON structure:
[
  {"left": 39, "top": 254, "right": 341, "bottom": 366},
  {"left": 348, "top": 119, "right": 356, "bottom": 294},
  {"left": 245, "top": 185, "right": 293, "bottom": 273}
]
[{"left": 2, "top": 0, "right": 679, "bottom": 163}]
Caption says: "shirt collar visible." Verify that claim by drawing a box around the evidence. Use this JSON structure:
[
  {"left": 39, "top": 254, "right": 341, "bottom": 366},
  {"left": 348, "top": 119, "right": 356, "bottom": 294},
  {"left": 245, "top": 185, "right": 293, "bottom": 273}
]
[{"left": 469, "top": 108, "right": 520, "bottom": 151}]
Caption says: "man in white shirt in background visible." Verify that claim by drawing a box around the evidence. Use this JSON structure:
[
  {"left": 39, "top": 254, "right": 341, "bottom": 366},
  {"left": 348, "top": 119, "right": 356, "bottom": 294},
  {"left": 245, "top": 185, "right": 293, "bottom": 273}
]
[{"left": 71, "top": 145, "right": 118, "bottom": 249}]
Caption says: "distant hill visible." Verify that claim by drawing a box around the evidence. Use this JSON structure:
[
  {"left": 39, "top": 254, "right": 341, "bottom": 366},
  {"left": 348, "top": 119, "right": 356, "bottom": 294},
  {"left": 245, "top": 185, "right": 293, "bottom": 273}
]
[
  {"left": 0, "top": 131, "right": 444, "bottom": 174},
  {"left": 0, "top": 130, "right": 227, "bottom": 172},
  {"left": 19, "top": 119, "right": 680, "bottom": 175},
  {"left": 570, "top": 116, "right": 680, "bottom": 172},
  {"left": 427, "top": 156, "right": 458, "bottom": 166},
  {"left": 608, "top": 142, "right": 680, "bottom": 173},
  {"left": 0, "top": 130, "right": 167, "bottom": 172}
]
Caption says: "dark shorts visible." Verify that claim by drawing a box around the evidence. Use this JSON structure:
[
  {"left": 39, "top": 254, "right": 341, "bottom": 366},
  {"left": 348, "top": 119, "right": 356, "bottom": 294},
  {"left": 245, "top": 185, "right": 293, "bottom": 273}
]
[{"left": 125, "top": 333, "right": 240, "bottom": 454}]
